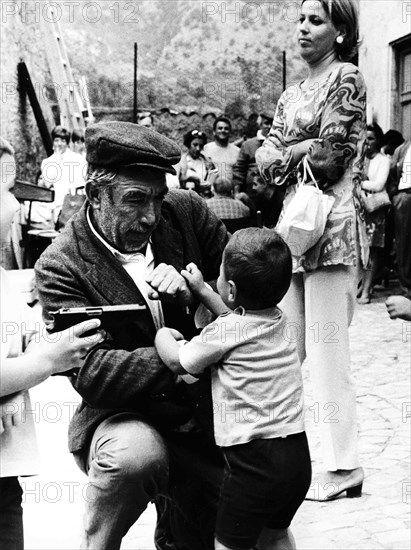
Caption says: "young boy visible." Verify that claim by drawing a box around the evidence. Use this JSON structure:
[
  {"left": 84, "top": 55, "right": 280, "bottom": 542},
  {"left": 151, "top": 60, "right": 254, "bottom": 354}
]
[
  {"left": 155, "top": 227, "right": 311, "bottom": 550},
  {"left": 0, "top": 137, "right": 103, "bottom": 549}
]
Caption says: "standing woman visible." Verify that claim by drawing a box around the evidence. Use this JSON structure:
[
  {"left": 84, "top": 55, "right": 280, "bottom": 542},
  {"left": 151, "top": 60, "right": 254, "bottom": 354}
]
[
  {"left": 357, "top": 123, "right": 391, "bottom": 304},
  {"left": 179, "top": 130, "right": 210, "bottom": 195},
  {"left": 256, "top": 0, "right": 368, "bottom": 501}
]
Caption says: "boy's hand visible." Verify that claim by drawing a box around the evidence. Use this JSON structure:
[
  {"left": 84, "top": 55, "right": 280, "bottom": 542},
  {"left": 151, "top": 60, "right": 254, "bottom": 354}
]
[{"left": 181, "top": 263, "right": 206, "bottom": 295}]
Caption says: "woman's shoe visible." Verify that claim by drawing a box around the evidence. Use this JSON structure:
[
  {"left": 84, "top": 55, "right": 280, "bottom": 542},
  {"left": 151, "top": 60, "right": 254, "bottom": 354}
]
[
  {"left": 305, "top": 482, "right": 363, "bottom": 501},
  {"left": 357, "top": 295, "right": 371, "bottom": 304},
  {"left": 305, "top": 467, "right": 364, "bottom": 502}
]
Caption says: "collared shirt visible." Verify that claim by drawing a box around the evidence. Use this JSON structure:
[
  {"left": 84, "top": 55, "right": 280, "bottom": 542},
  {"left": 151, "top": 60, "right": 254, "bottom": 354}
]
[
  {"left": 86, "top": 207, "right": 198, "bottom": 386},
  {"left": 206, "top": 195, "right": 249, "bottom": 220},
  {"left": 86, "top": 207, "right": 164, "bottom": 329}
]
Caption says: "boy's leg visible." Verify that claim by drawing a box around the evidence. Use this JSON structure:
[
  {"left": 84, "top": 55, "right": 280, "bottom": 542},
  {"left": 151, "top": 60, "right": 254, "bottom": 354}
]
[
  {"left": 255, "top": 528, "right": 296, "bottom": 550},
  {"left": 215, "top": 436, "right": 311, "bottom": 550},
  {"left": 0, "top": 477, "right": 24, "bottom": 550}
]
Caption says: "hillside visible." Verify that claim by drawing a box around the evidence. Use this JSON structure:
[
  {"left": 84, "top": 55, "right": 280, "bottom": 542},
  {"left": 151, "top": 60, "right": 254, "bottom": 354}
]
[{"left": 61, "top": 0, "right": 306, "bottom": 117}]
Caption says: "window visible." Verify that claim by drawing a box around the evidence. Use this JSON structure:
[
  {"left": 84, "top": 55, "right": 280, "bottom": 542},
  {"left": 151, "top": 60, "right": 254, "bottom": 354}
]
[{"left": 390, "top": 33, "right": 411, "bottom": 140}]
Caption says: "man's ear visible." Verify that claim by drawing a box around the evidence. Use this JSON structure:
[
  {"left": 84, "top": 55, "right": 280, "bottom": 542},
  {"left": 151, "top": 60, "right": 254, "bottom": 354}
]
[
  {"left": 228, "top": 280, "right": 237, "bottom": 304},
  {"left": 86, "top": 183, "right": 102, "bottom": 210}
]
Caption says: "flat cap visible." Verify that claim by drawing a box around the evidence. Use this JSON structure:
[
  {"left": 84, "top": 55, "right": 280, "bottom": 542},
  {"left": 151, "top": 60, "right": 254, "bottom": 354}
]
[{"left": 85, "top": 121, "right": 181, "bottom": 174}]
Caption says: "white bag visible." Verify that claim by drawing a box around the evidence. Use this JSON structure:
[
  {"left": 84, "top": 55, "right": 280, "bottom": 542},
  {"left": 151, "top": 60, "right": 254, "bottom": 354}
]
[{"left": 276, "top": 158, "right": 335, "bottom": 258}]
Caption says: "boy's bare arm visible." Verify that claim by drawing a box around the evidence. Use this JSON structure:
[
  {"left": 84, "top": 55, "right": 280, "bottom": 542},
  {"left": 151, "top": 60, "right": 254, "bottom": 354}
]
[
  {"left": 181, "top": 263, "right": 228, "bottom": 317},
  {"left": 155, "top": 328, "right": 187, "bottom": 374}
]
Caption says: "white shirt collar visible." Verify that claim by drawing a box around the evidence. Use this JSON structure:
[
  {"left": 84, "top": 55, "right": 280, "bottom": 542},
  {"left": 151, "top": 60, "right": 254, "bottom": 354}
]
[{"left": 86, "top": 206, "right": 150, "bottom": 262}]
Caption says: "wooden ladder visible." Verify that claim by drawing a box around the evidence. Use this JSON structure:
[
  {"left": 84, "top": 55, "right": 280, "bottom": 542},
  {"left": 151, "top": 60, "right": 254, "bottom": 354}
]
[{"left": 40, "top": 7, "right": 90, "bottom": 131}]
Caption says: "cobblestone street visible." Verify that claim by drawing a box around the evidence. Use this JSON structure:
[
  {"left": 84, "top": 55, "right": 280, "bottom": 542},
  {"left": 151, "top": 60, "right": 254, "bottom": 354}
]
[{"left": 23, "top": 286, "right": 410, "bottom": 550}]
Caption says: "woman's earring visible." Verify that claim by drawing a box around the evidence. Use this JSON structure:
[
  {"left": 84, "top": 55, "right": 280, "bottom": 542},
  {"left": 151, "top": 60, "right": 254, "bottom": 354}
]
[{"left": 336, "top": 36, "right": 344, "bottom": 44}]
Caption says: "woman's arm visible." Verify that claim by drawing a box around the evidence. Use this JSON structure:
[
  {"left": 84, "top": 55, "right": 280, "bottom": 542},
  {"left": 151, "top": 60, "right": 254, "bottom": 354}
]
[
  {"left": 256, "top": 94, "right": 316, "bottom": 185},
  {"left": 306, "top": 65, "right": 367, "bottom": 189},
  {"left": 1, "top": 320, "right": 103, "bottom": 397},
  {"left": 362, "top": 155, "right": 391, "bottom": 192}
]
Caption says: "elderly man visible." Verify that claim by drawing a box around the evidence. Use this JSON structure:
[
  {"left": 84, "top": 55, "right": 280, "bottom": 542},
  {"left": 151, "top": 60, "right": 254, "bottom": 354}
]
[{"left": 35, "top": 122, "right": 228, "bottom": 550}]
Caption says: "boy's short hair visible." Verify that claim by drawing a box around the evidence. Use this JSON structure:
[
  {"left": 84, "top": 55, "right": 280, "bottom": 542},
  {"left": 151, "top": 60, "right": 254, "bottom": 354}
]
[{"left": 224, "top": 228, "right": 292, "bottom": 308}]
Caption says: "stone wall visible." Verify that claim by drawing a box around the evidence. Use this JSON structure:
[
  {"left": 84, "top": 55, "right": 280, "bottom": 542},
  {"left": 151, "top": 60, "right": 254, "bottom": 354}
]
[
  {"left": 1, "top": 1, "right": 56, "bottom": 182},
  {"left": 359, "top": 0, "right": 410, "bottom": 135},
  {"left": 92, "top": 107, "right": 259, "bottom": 148}
]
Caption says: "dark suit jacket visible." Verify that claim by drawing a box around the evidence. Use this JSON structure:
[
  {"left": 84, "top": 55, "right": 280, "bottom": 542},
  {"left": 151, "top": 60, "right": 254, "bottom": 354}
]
[
  {"left": 232, "top": 136, "right": 263, "bottom": 192},
  {"left": 35, "top": 189, "right": 228, "bottom": 453},
  {"left": 386, "top": 140, "right": 411, "bottom": 197}
]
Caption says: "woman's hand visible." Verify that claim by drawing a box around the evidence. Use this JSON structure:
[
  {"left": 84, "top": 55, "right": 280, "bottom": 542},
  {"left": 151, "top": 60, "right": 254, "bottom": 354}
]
[
  {"left": 0, "top": 391, "right": 26, "bottom": 434},
  {"left": 31, "top": 319, "right": 105, "bottom": 375}
]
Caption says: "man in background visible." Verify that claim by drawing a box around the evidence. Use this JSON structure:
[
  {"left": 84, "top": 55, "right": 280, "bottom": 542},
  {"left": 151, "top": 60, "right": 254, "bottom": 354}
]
[
  {"left": 233, "top": 113, "right": 273, "bottom": 197},
  {"left": 203, "top": 116, "right": 239, "bottom": 182}
]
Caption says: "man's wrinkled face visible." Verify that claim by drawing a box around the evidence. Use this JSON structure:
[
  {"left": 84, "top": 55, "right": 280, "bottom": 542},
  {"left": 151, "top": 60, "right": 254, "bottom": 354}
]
[{"left": 91, "top": 167, "right": 168, "bottom": 253}]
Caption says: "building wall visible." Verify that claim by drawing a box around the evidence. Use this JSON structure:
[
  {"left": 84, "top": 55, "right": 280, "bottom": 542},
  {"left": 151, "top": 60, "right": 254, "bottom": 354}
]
[
  {"left": 359, "top": 0, "right": 410, "bottom": 133},
  {"left": 1, "top": 1, "right": 56, "bottom": 182}
]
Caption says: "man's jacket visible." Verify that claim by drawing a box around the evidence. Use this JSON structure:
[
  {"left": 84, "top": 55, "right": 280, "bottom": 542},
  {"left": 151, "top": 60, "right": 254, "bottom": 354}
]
[{"left": 35, "top": 190, "right": 228, "bottom": 453}]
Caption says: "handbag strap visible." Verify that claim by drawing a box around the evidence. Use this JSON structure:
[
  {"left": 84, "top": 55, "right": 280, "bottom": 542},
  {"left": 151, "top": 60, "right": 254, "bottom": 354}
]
[{"left": 302, "top": 156, "right": 319, "bottom": 189}]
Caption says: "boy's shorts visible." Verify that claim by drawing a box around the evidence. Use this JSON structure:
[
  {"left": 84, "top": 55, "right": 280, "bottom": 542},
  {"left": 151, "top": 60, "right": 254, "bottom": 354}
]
[{"left": 215, "top": 432, "right": 311, "bottom": 550}]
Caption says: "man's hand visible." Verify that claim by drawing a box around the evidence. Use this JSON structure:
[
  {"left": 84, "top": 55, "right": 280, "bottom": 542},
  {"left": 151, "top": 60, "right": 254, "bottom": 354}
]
[
  {"left": 386, "top": 295, "right": 411, "bottom": 321},
  {"left": 146, "top": 263, "right": 196, "bottom": 306}
]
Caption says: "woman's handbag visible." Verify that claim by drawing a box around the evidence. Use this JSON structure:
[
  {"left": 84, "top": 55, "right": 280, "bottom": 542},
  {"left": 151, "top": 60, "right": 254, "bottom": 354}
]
[
  {"left": 276, "top": 157, "right": 335, "bottom": 257},
  {"left": 360, "top": 189, "right": 391, "bottom": 213}
]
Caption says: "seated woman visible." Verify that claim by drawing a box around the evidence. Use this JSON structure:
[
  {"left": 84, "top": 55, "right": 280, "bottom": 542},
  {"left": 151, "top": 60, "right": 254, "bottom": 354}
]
[
  {"left": 358, "top": 123, "right": 391, "bottom": 304},
  {"left": 178, "top": 130, "right": 211, "bottom": 196}
]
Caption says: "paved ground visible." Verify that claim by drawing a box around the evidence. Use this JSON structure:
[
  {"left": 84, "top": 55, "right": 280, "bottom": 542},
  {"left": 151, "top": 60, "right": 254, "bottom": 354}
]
[{"left": 23, "top": 284, "right": 410, "bottom": 550}]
